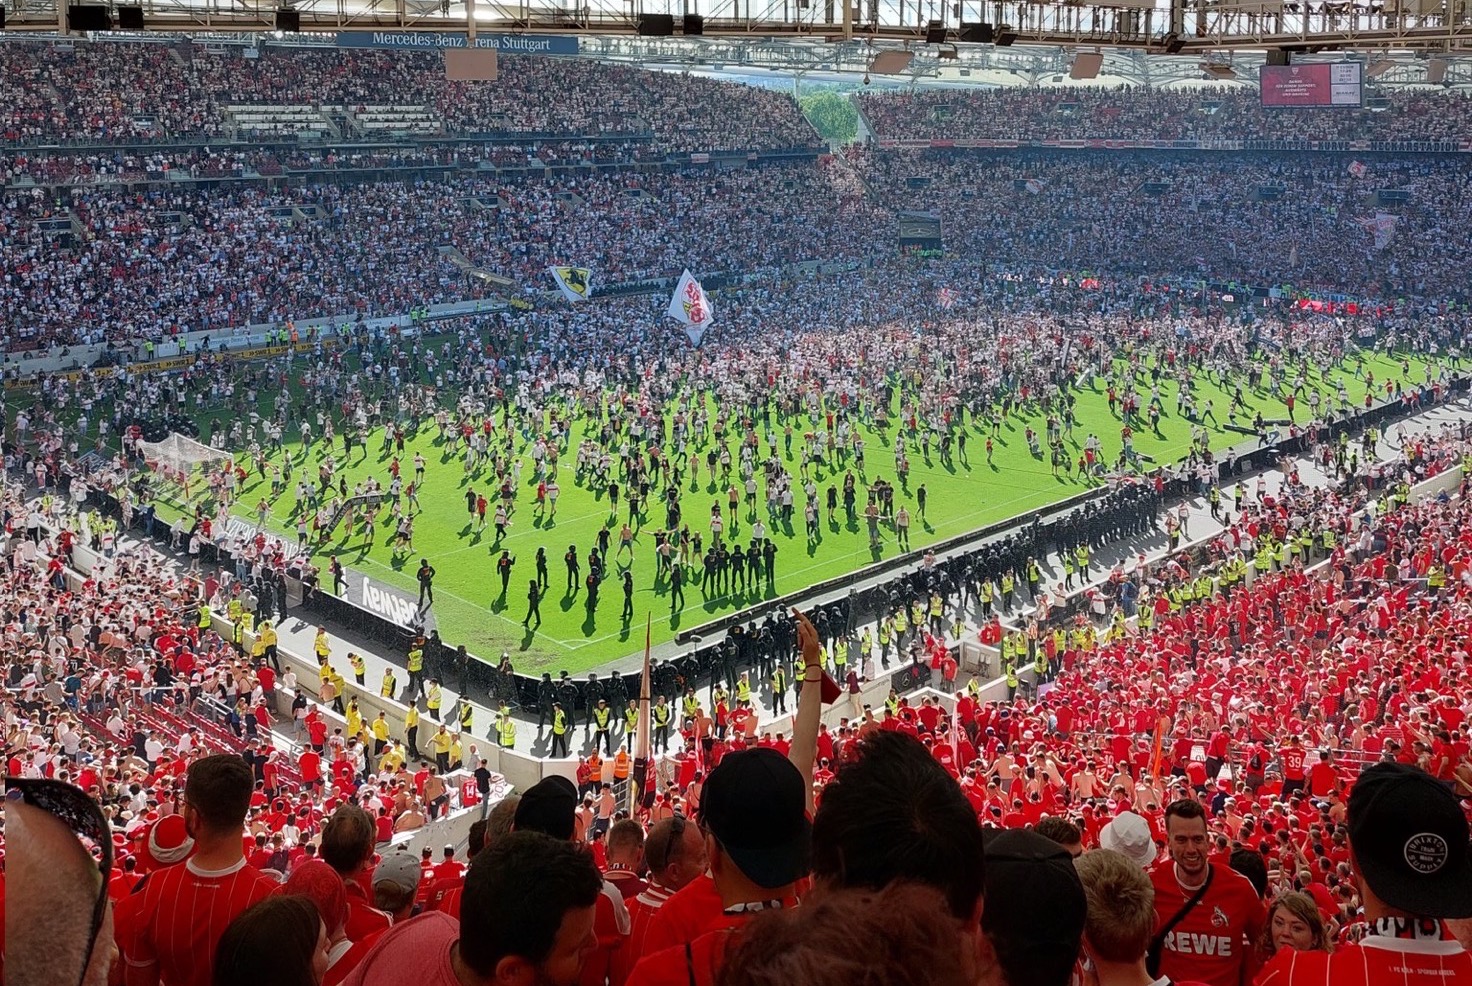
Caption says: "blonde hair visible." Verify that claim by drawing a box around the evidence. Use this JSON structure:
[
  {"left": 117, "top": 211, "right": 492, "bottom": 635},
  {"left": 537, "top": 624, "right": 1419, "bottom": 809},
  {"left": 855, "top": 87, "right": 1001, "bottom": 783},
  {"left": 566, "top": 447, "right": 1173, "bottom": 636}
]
[
  {"left": 1260, "top": 891, "right": 1333, "bottom": 957},
  {"left": 1075, "top": 849, "right": 1157, "bottom": 963}
]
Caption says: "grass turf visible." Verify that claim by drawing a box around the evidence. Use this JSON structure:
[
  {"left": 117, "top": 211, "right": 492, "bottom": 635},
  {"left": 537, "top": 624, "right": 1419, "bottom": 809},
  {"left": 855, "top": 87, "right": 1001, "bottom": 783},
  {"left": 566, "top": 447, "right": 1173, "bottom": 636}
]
[{"left": 154, "top": 347, "right": 1436, "bottom": 675}]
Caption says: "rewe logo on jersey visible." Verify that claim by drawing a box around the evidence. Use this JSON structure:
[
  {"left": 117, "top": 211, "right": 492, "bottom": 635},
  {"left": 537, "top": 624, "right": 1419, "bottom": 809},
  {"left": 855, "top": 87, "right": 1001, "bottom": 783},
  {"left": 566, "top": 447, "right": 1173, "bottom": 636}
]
[{"left": 1164, "top": 931, "right": 1234, "bottom": 956}]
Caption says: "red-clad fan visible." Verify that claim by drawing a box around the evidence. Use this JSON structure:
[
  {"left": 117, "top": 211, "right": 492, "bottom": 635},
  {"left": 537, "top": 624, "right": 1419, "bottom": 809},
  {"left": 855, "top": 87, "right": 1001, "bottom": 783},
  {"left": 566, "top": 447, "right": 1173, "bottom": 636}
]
[
  {"left": 318, "top": 803, "right": 393, "bottom": 944},
  {"left": 1278, "top": 737, "right": 1308, "bottom": 798},
  {"left": 117, "top": 755, "right": 278, "bottom": 986},
  {"left": 431, "top": 845, "right": 464, "bottom": 884},
  {"left": 1255, "top": 763, "right": 1472, "bottom": 986},
  {"left": 627, "top": 749, "right": 811, "bottom": 986},
  {"left": 1149, "top": 799, "right": 1265, "bottom": 986},
  {"left": 429, "top": 815, "right": 500, "bottom": 918},
  {"left": 610, "top": 814, "right": 710, "bottom": 985}
]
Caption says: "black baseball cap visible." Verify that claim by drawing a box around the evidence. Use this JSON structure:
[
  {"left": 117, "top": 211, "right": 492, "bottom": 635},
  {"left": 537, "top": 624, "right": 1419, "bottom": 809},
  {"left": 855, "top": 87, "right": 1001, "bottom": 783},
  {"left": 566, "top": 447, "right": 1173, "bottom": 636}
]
[
  {"left": 1348, "top": 762, "right": 1472, "bottom": 918},
  {"left": 513, "top": 776, "right": 578, "bottom": 842},
  {"left": 698, "top": 748, "right": 811, "bottom": 890},
  {"left": 981, "top": 829, "right": 1087, "bottom": 986}
]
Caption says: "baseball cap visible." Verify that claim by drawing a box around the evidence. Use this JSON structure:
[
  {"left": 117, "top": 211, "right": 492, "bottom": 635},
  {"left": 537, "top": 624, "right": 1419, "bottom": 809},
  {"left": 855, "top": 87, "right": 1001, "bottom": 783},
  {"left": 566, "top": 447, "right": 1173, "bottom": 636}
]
[
  {"left": 286, "top": 860, "right": 349, "bottom": 933},
  {"left": 698, "top": 748, "right": 811, "bottom": 890},
  {"left": 981, "top": 830, "right": 1087, "bottom": 986},
  {"left": 513, "top": 776, "right": 579, "bottom": 841},
  {"left": 1348, "top": 762, "right": 1472, "bottom": 918},
  {"left": 1098, "top": 811, "right": 1157, "bottom": 868},
  {"left": 373, "top": 851, "right": 423, "bottom": 894}
]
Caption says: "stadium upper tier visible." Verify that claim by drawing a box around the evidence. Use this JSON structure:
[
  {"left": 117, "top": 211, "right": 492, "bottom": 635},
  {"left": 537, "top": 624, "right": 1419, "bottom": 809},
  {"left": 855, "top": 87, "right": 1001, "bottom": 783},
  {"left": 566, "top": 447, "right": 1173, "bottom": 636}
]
[
  {"left": 858, "top": 86, "right": 1472, "bottom": 144},
  {"left": 3, "top": 147, "right": 1468, "bottom": 353},
  {"left": 1, "top": 159, "right": 884, "bottom": 350},
  {"left": 853, "top": 149, "right": 1470, "bottom": 302},
  {"left": 0, "top": 40, "right": 818, "bottom": 151}
]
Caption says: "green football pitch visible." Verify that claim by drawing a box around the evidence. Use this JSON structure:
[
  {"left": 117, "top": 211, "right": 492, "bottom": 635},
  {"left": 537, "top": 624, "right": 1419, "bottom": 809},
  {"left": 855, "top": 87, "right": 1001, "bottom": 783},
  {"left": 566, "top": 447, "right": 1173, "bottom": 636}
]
[{"left": 145, "top": 347, "right": 1435, "bottom": 674}]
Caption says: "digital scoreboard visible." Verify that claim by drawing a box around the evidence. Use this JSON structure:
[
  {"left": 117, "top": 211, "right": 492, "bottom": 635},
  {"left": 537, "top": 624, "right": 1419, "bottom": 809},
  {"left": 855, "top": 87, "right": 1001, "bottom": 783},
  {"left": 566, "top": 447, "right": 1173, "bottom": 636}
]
[{"left": 1259, "top": 62, "right": 1364, "bottom": 108}]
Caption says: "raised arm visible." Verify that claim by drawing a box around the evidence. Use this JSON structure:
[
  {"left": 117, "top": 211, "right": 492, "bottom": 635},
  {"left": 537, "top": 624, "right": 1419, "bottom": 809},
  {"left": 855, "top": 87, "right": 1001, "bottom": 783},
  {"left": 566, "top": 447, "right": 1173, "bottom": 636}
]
[{"left": 789, "top": 608, "right": 824, "bottom": 813}]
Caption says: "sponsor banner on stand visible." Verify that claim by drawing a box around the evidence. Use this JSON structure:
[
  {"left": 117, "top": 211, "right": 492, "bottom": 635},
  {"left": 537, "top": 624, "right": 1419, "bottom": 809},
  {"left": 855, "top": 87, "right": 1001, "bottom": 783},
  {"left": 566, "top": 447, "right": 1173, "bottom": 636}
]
[{"left": 335, "top": 31, "right": 580, "bottom": 55}]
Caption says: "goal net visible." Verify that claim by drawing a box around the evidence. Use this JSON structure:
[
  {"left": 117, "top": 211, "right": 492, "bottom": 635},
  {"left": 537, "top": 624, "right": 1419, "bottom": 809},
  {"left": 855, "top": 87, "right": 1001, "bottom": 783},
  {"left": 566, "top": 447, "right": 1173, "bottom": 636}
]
[{"left": 137, "top": 433, "right": 234, "bottom": 491}]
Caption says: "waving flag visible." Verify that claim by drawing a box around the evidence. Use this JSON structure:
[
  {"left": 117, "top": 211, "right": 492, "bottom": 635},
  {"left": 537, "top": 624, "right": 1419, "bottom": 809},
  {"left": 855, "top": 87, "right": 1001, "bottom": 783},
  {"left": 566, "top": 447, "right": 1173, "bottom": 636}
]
[
  {"left": 1348, "top": 160, "right": 1368, "bottom": 179},
  {"left": 667, "top": 269, "right": 714, "bottom": 346},
  {"left": 548, "top": 266, "right": 593, "bottom": 303},
  {"left": 1358, "top": 213, "right": 1398, "bottom": 251}
]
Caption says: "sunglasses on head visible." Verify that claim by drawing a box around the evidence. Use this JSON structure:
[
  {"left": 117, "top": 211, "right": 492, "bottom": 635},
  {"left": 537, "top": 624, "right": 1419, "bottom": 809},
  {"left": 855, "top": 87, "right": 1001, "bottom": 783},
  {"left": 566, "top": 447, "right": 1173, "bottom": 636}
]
[
  {"left": 659, "top": 813, "right": 687, "bottom": 869},
  {"left": 7, "top": 777, "right": 113, "bottom": 986}
]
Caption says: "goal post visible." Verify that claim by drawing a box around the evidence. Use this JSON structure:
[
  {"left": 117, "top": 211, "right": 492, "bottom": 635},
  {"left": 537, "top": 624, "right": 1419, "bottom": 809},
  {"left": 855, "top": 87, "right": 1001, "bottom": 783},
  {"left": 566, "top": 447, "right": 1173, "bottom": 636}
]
[{"left": 136, "top": 432, "right": 234, "bottom": 489}]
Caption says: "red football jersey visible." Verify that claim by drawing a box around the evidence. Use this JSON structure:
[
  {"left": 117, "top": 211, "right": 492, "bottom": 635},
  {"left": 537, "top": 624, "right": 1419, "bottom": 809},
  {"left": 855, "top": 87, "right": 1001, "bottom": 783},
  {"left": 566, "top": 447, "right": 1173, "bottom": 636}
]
[
  {"left": 1280, "top": 747, "right": 1307, "bottom": 781},
  {"left": 1255, "top": 935, "right": 1472, "bottom": 986},
  {"left": 120, "top": 858, "right": 278, "bottom": 986},
  {"left": 1150, "top": 862, "right": 1265, "bottom": 986}
]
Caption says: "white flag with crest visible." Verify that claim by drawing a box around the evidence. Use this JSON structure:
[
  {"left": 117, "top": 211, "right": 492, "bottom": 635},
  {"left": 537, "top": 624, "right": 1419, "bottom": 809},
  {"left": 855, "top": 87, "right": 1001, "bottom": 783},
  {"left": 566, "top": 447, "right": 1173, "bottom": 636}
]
[{"left": 667, "top": 269, "right": 715, "bottom": 346}]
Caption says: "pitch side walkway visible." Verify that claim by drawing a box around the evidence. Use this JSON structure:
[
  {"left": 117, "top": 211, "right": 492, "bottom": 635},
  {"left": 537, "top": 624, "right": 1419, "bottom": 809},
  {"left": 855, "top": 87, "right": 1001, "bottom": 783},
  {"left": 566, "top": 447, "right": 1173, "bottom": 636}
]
[{"left": 258, "top": 398, "right": 1472, "bottom": 758}]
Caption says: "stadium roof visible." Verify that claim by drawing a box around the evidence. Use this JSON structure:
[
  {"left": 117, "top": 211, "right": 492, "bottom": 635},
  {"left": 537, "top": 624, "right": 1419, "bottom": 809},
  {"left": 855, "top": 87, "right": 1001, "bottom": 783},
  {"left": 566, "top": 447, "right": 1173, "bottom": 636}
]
[
  {"left": 4, "top": 29, "right": 1468, "bottom": 89},
  {"left": 2, "top": 0, "right": 1471, "bottom": 53}
]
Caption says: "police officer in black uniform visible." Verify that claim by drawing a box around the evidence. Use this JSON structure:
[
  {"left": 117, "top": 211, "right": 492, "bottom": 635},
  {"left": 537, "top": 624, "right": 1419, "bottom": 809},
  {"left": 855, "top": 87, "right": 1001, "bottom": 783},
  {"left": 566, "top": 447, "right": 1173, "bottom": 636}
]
[
  {"left": 582, "top": 673, "right": 605, "bottom": 739},
  {"left": 537, "top": 672, "right": 556, "bottom": 729}
]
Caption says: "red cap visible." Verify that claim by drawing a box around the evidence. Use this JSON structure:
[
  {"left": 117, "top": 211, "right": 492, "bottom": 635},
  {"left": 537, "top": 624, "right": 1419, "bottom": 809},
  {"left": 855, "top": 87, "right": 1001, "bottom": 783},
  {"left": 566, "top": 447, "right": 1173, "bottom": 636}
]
[{"left": 138, "top": 814, "right": 195, "bottom": 872}]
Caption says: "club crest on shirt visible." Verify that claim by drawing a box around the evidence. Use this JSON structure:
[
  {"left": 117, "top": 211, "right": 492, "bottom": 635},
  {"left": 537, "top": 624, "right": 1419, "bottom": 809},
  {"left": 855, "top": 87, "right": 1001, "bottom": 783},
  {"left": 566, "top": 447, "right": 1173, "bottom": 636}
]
[{"left": 1211, "top": 905, "right": 1230, "bottom": 928}]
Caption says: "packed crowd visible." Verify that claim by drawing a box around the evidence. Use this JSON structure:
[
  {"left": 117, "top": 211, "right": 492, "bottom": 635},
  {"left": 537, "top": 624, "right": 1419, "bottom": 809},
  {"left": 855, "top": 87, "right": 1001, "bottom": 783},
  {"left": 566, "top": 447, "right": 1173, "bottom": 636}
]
[
  {"left": 7, "top": 458, "right": 1472, "bottom": 984},
  {"left": 0, "top": 157, "right": 882, "bottom": 350},
  {"left": 7, "top": 37, "right": 1472, "bottom": 986},
  {"left": 859, "top": 85, "right": 1472, "bottom": 143},
  {"left": 11, "top": 140, "right": 1472, "bottom": 353},
  {"left": 856, "top": 148, "right": 1472, "bottom": 302},
  {"left": 4, "top": 299, "right": 1472, "bottom": 985},
  {"left": 0, "top": 40, "right": 818, "bottom": 151}
]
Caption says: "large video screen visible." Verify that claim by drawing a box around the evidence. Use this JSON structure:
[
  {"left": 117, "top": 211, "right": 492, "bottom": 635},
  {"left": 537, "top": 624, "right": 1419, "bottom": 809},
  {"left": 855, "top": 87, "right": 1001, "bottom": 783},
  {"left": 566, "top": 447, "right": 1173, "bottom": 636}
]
[{"left": 1260, "top": 62, "right": 1363, "bottom": 108}]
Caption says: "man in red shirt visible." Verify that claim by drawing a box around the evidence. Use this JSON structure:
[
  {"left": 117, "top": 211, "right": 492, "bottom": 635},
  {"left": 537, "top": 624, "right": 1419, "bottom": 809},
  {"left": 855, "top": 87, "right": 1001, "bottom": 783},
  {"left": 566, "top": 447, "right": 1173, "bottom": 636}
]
[
  {"left": 1278, "top": 737, "right": 1307, "bottom": 799},
  {"left": 1256, "top": 763, "right": 1472, "bottom": 986},
  {"left": 627, "top": 749, "right": 811, "bottom": 986},
  {"left": 320, "top": 803, "right": 393, "bottom": 943},
  {"left": 119, "top": 755, "right": 278, "bottom": 986},
  {"left": 614, "top": 814, "right": 710, "bottom": 984},
  {"left": 343, "top": 831, "right": 602, "bottom": 986},
  {"left": 1305, "top": 750, "right": 1342, "bottom": 799},
  {"left": 1150, "top": 799, "right": 1265, "bottom": 986},
  {"left": 431, "top": 845, "right": 464, "bottom": 884}
]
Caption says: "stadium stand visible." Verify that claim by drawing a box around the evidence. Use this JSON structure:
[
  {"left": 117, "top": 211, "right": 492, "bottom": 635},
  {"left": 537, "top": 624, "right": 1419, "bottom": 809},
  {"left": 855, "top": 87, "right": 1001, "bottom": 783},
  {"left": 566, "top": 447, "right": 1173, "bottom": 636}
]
[
  {"left": 5, "top": 37, "right": 1472, "bottom": 986},
  {"left": 858, "top": 86, "right": 1472, "bottom": 144}
]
